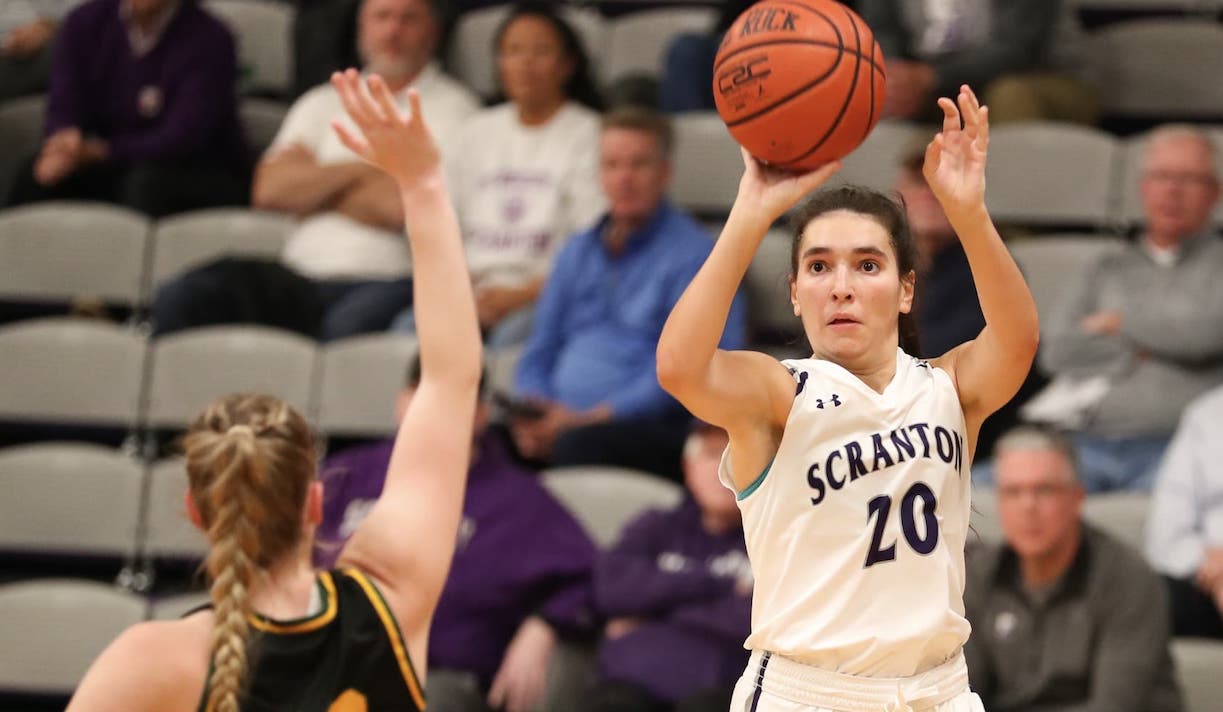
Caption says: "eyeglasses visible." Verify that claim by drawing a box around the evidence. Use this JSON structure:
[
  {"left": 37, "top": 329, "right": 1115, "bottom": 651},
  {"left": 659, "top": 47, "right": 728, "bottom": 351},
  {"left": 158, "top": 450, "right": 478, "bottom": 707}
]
[
  {"left": 1143, "top": 170, "right": 1218, "bottom": 187},
  {"left": 997, "top": 483, "right": 1073, "bottom": 502}
]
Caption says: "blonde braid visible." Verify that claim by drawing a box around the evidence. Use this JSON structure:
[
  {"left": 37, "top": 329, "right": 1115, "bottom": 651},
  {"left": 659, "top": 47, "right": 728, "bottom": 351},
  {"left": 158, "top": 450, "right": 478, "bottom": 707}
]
[{"left": 184, "top": 394, "right": 317, "bottom": 712}]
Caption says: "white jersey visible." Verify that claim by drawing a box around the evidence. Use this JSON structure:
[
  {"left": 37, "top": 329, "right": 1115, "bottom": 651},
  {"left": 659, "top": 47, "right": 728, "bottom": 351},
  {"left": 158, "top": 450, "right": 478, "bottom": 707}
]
[{"left": 720, "top": 348, "right": 973, "bottom": 678}]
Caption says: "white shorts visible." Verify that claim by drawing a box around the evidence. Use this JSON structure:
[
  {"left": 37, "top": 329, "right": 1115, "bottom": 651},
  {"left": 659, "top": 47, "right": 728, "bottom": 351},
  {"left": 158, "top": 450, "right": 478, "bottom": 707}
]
[{"left": 729, "top": 650, "right": 986, "bottom": 712}]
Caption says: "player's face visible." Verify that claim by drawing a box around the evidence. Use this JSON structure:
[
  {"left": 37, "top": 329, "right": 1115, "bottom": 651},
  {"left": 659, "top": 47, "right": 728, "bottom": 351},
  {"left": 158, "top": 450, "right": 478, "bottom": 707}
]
[
  {"left": 1140, "top": 136, "right": 1220, "bottom": 243},
  {"left": 600, "top": 128, "right": 671, "bottom": 226},
  {"left": 358, "top": 0, "right": 437, "bottom": 83},
  {"left": 497, "top": 15, "right": 574, "bottom": 108},
  {"left": 683, "top": 428, "right": 739, "bottom": 521},
  {"left": 995, "top": 448, "right": 1083, "bottom": 560},
  {"left": 791, "top": 211, "right": 914, "bottom": 365}
]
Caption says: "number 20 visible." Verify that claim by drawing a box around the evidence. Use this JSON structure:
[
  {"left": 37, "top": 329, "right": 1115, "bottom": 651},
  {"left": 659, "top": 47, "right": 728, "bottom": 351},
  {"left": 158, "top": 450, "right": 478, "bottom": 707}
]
[{"left": 864, "top": 482, "right": 939, "bottom": 567}]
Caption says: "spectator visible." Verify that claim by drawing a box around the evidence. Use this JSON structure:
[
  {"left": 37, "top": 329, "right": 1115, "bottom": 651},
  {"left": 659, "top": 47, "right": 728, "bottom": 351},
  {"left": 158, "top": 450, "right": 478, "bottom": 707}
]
[
  {"left": 1146, "top": 384, "right": 1223, "bottom": 639},
  {"left": 657, "top": 0, "right": 752, "bottom": 113},
  {"left": 317, "top": 354, "right": 597, "bottom": 712},
  {"left": 0, "top": 0, "right": 76, "bottom": 100},
  {"left": 964, "top": 426, "right": 1183, "bottom": 712},
  {"left": 588, "top": 422, "right": 751, "bottom": 712},
  {"left": 510, "top": 108, "right": 746, "bottom": 481},
  {"left": 1037, "top": 125, "right": 1223, "bottom": 492},
  {"left": 5, "top": 0, "right": 250, "bottom": 217},
  {"left": 150, "top": 0, "right": 478, "bottom": 341},
  {"left": 858, "top": 0, "right": 1098, "bottom": 125},
  {"left": 394, "top": 0, "right": 606, "bottom": 347}
]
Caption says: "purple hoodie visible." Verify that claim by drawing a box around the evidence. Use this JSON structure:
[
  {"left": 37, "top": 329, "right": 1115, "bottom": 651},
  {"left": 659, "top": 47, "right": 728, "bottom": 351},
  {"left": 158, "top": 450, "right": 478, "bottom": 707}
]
[
  {"left": 317, "top": 433, "right": 597, "bottom": 683},
  {"left": 595, "top": 499, "right": 752, "bottom": 702}
]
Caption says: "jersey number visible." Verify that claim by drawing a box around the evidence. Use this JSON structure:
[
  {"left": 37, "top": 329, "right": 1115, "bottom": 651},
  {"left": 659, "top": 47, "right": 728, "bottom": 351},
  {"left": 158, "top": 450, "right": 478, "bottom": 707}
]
[{"left": 863, "top": 482, "right": 939, "bottom": 567}]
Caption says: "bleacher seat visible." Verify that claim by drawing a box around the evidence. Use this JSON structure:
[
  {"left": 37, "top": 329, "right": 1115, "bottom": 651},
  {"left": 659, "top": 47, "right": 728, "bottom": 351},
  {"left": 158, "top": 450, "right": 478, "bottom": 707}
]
[
  {"left": 142, "top": 458, "right": 208, "bottom": 562},
  {"left": 316, "top": 334, "right": 418, "bottom": 437},
  {"left": 602, "top": 7, "right": 717, "bottom": 86},
  {"left": 1082, "top": 491, "right": 1150, "bottom": 554},
  {"left": 1171, "top": 638, "right": 1223, "bottom": 712},
  {"left": 146, "top": 326, "right": 317, "bottom": 430},
  {"left": 834, "top": 120, "right": 925, "bottom": 194},
  {"left": 0, "top": 94, "right": 46, "bottom": 201},
  {"left": 744, "top": 228, "right": 800, "bottom": 342},
  {"left": 205, "top": 0, "right": 295, "bottom": 97},
  {"left": 149, "top": 208, "right": 294, "bottom": 289},
  {"left": 969, "top": 487, "right": 1003, "bottom": 544},
  {"left": 1116, "top": 127, "right": 1223, "bottom": 231},
  {"left": 0, "top": 318, "right": 146, "bottom": 431},
  {"left": 148, "top": 590, "right": 211, "bottom": 620},
  {"left": 486, "top": 345, "right": 524, "bottom": 401},
  {"left": 240, "top": 98, "right": 290, "bottom": 156},
  {"left": 1090, "top": 19, "right": 1223, "bottom": 120},
  {"left": 0, "top": 580, "right": 145, "bottom": 695},
  {"left": 0, "top": 443, "right": 143, "bottom": 562},
  {"left": 985, "top": 122, "right": 1121, "bottom": 229},
  {"left": 671, "top": 112, "right": 742, "bottom": 219},
  {"left": 0, "top": 202, "right": 151, "bottom": 308},
  {"left": 541, "top": 466, "right": 684, "bottom": 548},
  {"left": 1008, "top": 234, "right": 1126, "bottom": 333}
]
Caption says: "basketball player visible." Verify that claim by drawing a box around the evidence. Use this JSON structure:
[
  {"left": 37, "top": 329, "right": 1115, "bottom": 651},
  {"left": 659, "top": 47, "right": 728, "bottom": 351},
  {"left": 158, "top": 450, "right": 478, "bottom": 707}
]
[
  {"left": 64, "top": 70, "right": 481, "bottom": 712},
  {"left": 656, "top": 86, "right": 1038, "bottom": 712}
]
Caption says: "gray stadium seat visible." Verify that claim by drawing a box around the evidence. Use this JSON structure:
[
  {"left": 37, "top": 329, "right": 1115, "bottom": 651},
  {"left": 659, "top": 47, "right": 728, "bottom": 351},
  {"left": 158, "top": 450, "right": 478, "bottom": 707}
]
[
  {"left": 447, "top": 5, "right": 607, "bottom": 99},
  {"left": 148, "top": 590, "right": 211, "bottom": 621},
  {"left": 0, "top": 202, "right": 151, "bottom": 306},
  {"left": 205, "top": 0, "right": 295, "bottom": 96},
  {"left": 0, "top": 318, "right": 147, "bottom": 429},
  {"left": 487, "top": 345, "right": 524, "bottom": 401},
  {"left": 1008, "top": 234, "right": 1126, "bottom": 334},
  {"left": 1116, "top": 127, "right": 1223, "bottom": 231},
  {"left": 671, "top": 112, "right": 743, "bottom": 218},
  {"left": 143, "top": 458, "right": 208, "bottom": 561},
  {"left": 602, "top": 7, "right": 717, "bottom": 86},
  {"left": 1082, "top": 491, "right": 1150, "bottom": 554},
  {"left": 316, "top": 334, "right": 418, "bottom": 437},
  {"left": 1090, "top": 19, "right": 1223, "bottom": 119},
  {"left": 150, "top": 208, "right": 294, "bottom": 288},
  {"left": 744, "top": 228, "right": 800, "bottom": 341},
  {"left": 146, "top": 326, "right": 318, "bottom": 429},
  {"left": 984, "top": 122, "right": 1121, "bottom": 228},
  {"left": 0, "top": 579, "right": 145, "bottom": 695},
  {"left": 541, "top": 466, "right": 684, "bottom": 548},
  {"left": 0, "top": 443, "right": 143, "bottom": 561},
  {"left": 240, "top": 98, "right": 290, "bottom": 156},
  {"left": 834, "top": 120, "right": 926, "bottom": 194},
  {"left": 1171, "top": 638, "right": 1223, "bottom": 712},
  {"left": 0, "top": 94, "right": 46, "bottom": 201}
]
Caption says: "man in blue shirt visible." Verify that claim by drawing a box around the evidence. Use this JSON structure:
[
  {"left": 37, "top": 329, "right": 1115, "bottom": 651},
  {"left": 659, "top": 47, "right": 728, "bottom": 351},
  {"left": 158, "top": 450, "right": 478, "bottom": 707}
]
[{"left": 510, "top": 108, "right": 747, "bottom": 481}]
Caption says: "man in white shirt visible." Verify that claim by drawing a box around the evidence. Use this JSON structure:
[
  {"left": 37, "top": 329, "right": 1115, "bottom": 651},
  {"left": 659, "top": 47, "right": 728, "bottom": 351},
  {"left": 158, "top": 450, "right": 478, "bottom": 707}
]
[
  {"left": 150, "top": 0, "right": 478, "bottom": 341},
  {"left": 1146, "top": 385, "right": 1223, "bottom": 639}
]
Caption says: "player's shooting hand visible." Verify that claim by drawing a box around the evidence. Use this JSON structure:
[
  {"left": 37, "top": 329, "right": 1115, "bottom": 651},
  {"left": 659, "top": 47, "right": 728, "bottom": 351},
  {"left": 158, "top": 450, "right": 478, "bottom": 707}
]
[
  {"left": 487, "top": 616, "right": 555, "bottom": 712},
  {"left": 737, "top": 147, "right": 840, "bottom": 223},
  {"left": 329, "top": 69, "right": 442, "bottom": 194},
  {"left": 924, "top": 85, "right": 989, "bottom": 224}
]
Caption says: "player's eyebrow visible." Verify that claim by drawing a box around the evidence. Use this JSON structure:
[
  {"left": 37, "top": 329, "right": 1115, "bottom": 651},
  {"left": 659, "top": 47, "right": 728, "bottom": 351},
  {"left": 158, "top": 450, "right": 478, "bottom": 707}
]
[{"left": 801, "top": 246, "right": 888, "bottom": 259}]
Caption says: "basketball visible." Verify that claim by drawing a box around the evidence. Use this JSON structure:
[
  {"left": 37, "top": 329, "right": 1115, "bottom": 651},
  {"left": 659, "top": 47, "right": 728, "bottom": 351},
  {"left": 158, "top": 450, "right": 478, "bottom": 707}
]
[{"left": 713, "top": 0, "right": 887, "bottom": 171}]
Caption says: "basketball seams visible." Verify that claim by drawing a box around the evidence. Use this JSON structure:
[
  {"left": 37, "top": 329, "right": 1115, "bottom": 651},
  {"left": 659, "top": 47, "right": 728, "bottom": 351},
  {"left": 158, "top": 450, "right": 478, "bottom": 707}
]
[
  {"left": 783, "top": 2, "right": 864, "bottom": 165},
  {"left": 713, "top": 39, "right": 885, "bottom": 77}
]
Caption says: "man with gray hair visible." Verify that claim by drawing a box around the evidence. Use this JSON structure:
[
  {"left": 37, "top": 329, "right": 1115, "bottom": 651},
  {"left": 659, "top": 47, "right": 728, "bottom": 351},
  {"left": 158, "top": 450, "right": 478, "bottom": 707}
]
[
  {"left": 1039, "top": 124, "right": 1223, "bottom": 492},
  {"left": 963, "top": 425, "right": 1182, "bottom": 712},
  {"left": 151, "top": 0, "right": 478, "bottom": 340}
]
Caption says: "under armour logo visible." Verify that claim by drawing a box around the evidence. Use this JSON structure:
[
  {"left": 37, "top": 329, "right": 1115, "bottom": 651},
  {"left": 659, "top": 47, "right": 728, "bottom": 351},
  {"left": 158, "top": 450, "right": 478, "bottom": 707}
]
[{"left": 814, "top": 394, "right": 842, "bottom": 409}]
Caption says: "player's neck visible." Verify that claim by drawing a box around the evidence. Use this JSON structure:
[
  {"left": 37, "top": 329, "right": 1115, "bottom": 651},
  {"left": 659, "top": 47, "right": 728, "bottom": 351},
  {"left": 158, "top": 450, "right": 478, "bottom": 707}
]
[
  {"left": 247, "top": 547, "right": 319, "bottom": 619},
  {"left": 839, "top": 351, "right": 898, "bottom": 395},
  {"left": 1018, "top": 527, "right": 1081, "bottom": 589}
]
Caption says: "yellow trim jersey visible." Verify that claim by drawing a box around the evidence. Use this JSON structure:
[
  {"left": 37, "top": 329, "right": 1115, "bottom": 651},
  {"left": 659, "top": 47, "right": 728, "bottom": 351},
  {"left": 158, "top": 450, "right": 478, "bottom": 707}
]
[
  {"left": 720, "top": 349, "right": 974, "bottom": 677},
  {"left": 196, "top": 569, "right": 425, "bottom": 712}
]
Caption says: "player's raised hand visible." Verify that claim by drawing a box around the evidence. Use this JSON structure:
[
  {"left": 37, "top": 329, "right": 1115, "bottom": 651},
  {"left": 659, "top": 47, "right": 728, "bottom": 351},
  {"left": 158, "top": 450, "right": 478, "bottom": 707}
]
[
  {"left": 737, "top": 147, "right": 841, "bottom": 222},
  {"left": 329, "top": 69, "right": 441, "bottom": 193},
  {"left": 923, "top": 84, "right": 989, "bottom": 222}
]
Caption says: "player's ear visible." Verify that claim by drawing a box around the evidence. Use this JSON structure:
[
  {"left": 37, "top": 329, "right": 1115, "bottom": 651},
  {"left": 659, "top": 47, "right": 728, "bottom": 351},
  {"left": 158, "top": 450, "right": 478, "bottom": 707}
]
[
  {"left": 184, "top": 491, "right": 204, "bottom": 531},
  {"left": 790, "top": 277, "right": 801, "bottom": 316},
  {"left": 305, "top": 481, "right": 324, "bottom": 527},
  {"left": 898, "top": 270, "right": 915, "bottom": 314}
]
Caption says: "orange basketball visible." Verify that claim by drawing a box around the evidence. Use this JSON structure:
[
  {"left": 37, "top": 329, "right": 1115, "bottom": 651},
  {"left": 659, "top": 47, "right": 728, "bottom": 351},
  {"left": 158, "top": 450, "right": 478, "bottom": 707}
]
[{"left": 713, "top": 0, "right": 886, "bottom": 171}]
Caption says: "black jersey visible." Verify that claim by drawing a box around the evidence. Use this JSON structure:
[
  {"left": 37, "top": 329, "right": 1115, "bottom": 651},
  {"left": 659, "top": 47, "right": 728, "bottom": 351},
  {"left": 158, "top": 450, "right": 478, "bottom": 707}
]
[{"left": 195, "top": 568, "right": 425, "bottom": 712}]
